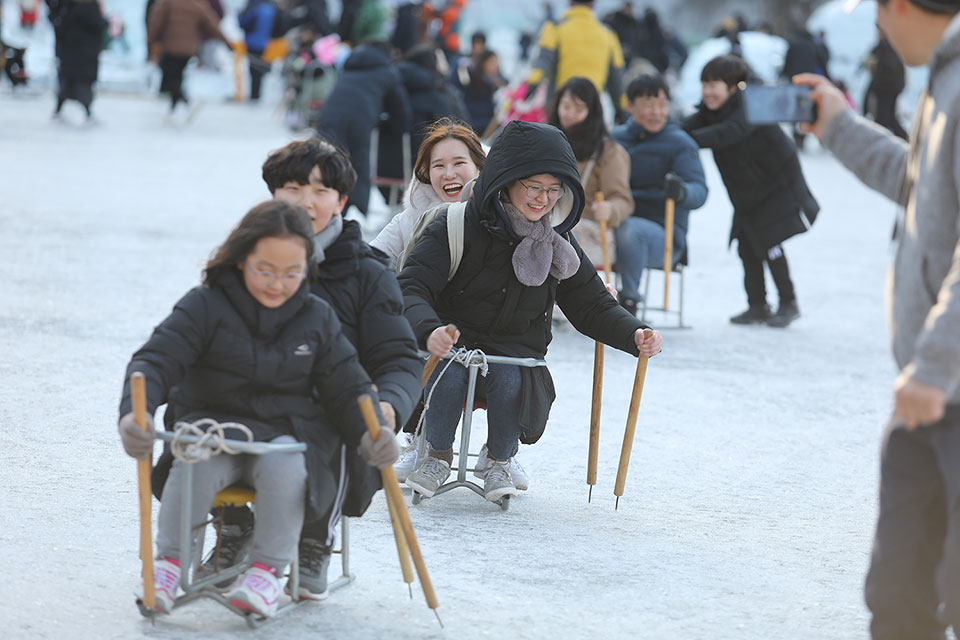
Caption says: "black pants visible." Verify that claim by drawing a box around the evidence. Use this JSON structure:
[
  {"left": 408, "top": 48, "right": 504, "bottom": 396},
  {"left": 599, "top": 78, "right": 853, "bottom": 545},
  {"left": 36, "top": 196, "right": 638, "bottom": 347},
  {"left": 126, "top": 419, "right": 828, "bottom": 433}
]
[
  {"left": 56, "top": 75, "right": 93, "bottom": 115},
  {"left": 865, "top": 405, "right": 960, "bottom": 639},
  {"left": 247, "top": 51, "right": 268, "bottom": 101},
  {"left": 738, "top": 239, "right": 795, "bottom": 307},
  {"left": 872, "top": 90, "right": 908, "bottom": 140},
  {"left": 221, "top": 444, "right": 348, "bottom": 548},
  {"left": 159, "top": 54, "right": 190, "bottom": 109}
]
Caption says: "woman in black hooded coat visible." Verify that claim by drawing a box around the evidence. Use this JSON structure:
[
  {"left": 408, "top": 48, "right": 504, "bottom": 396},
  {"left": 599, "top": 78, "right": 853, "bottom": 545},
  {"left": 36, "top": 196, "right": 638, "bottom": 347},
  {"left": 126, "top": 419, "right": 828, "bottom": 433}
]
[
  {"left": 398, "top": 120, "right": 663, "bottom": 503},
  {"left": 54, "top": 0, "right": 107, "bottom": 120}
]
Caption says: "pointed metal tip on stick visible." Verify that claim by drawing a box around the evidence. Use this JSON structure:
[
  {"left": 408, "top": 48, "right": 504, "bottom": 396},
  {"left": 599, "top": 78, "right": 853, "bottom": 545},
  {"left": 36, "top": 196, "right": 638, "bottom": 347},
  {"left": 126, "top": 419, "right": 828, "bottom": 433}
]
[
  {"left": 434, "top": 609, "right": 444, "bottom": 628},
  {"left": 408, "top": 584, "right": 413, "bottom": 599},
  {"left": 615, "top": 496, "right": 620, "bottom": 510},
  {"left": 588, "top": 485, "right": 593, "bottom": 503}
]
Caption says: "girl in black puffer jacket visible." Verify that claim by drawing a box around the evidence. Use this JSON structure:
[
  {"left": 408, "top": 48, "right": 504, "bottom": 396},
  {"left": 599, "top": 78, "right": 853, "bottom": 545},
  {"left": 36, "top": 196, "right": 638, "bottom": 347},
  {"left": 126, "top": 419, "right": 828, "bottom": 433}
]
[
  {"left": 117, "top": 201, "right": 397, "bottom": 617},
  {"left": 398, "top": 120, "right": 663, "bottom": 503}
]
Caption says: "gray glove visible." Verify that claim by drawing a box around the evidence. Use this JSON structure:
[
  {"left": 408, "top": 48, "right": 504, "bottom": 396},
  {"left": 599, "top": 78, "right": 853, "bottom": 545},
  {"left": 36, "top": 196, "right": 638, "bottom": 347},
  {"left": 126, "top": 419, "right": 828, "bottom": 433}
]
[
  {"left": 118, "top": 411, "right": 155, "bottom": 460},
  {"left": 358, "top": 428, "right": 400, "bottom": 469}
]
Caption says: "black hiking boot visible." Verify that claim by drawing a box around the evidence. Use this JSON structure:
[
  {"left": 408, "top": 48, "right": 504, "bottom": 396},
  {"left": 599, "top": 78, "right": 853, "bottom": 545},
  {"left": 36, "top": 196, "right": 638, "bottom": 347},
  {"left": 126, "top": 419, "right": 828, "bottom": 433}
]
[
  {"left": 286, "top": 537, "right": 332, "bottom": 601},
  {"left": 730, "top": 304, "right": 772, "bottom": 325},
  {"left": 619, "top": 294, "right": 641, "bottom": 317},
  {"left": 197, "top": 522, "right": 253, "bottom": 587},
  {"left": 767, "top": 300, "right": 800, "bottom": 328}
]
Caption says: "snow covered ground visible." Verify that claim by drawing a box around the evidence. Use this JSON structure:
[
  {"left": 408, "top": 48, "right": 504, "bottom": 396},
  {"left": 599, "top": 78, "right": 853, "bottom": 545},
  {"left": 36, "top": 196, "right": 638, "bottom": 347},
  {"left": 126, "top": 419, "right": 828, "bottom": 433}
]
[{"left": 0, "top": 70, "right": 903, "bottom": 638}]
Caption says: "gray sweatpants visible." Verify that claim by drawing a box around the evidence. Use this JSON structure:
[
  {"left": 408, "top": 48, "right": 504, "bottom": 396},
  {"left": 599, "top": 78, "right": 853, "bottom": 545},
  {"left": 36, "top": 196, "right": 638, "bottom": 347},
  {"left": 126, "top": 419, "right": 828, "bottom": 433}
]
[{"left": 156, "top": 435, "right": 307, "bottom": 573}]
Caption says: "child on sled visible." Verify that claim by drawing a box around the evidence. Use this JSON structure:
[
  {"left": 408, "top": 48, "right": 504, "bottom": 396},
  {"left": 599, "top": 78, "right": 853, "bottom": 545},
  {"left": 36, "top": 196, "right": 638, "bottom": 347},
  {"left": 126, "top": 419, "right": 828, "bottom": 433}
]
[{"left": 117, "top": 201, "right": 399, "bottom": 616}]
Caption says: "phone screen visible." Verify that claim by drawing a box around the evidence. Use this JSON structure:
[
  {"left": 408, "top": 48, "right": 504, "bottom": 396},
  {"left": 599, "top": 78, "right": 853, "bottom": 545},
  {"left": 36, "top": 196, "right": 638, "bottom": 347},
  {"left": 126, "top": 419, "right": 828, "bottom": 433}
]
[{"left": 742, "top": 85, "right": 816, "bottom": 125}]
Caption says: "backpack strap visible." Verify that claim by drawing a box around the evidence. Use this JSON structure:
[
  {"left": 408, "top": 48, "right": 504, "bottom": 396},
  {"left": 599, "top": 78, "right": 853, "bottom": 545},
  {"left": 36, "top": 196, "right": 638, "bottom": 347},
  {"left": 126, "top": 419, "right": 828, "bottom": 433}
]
[{"left": 445, "top": 201, "right": 467, "bottom": 281}]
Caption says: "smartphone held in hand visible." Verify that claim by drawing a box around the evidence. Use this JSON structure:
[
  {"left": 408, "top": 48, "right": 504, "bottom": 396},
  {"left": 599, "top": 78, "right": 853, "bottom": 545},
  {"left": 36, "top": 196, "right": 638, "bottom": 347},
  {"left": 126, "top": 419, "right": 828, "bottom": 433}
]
[{"left": 742, "top": 84, "right": 817, "bottom": 125}]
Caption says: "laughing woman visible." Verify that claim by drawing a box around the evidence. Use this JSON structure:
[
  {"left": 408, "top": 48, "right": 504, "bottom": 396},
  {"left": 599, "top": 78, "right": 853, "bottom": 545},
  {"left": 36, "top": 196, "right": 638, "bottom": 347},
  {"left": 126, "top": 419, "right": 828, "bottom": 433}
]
[{"left": 398, "top": 120, "right": 663, "bottom": 502}]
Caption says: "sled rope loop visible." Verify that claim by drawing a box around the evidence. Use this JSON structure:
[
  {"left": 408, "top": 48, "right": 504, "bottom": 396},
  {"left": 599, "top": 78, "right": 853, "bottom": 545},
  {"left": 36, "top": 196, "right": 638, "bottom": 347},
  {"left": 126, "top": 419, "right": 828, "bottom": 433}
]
[
  {"left": 414, "top": 347, "right": 490, "bottom": 442},
  {"left": 171, "top": 418, "right": 254, "bottom": 463}
]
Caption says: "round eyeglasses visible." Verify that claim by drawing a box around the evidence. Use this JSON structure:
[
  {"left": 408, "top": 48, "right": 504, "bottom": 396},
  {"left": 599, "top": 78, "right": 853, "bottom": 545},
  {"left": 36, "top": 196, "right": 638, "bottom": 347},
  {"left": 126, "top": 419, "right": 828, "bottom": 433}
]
[
  {"left": 245, "top": 261, "right": 307, "bottom": 287},
  {"left": 518, "top": 179, "right": 565, "bottom": 201}
]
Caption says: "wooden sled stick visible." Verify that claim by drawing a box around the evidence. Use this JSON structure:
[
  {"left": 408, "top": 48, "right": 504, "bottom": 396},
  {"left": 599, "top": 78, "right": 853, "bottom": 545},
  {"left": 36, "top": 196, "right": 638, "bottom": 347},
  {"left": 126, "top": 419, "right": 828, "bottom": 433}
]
[
  {"left": 421, "top": 324, "right": 458, "bottom": 387},
  {"left": 588, "top": 193, "right": 611, "bottom": 502},
  {"left": 614, "top": 329, "right": 654, "bottom": 509},
  {"left": 385, "top": 487, "right": 415, "bottom": 597},
  {"left": 131, "top": 372, "right": 156, "bottom": 609},
  {"left": 663, "top": 197, "right": 675, "bottom": 310},
  {"left": 358, "top": 395, "right": 441, "bottom": 626}
]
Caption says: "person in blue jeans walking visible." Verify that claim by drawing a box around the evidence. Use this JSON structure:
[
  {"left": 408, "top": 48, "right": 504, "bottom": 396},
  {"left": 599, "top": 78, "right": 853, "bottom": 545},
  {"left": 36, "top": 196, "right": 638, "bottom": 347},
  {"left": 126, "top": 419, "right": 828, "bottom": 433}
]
[{"left": 611, "top": 74, "right": 707, "bottom": 314}]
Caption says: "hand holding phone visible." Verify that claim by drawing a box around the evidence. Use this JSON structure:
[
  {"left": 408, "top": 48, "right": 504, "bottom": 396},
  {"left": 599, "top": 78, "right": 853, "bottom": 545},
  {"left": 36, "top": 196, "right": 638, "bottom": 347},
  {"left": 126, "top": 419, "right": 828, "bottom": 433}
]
[{"left": 742, "top": 84, "right": 817, "bottom": 125}]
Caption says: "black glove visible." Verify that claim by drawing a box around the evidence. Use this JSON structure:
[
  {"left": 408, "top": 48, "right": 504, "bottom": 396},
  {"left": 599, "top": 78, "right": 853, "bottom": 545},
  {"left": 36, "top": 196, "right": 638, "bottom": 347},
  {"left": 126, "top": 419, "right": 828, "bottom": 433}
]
[
  {"left": 663, "top": 172, "right": 686, "bottom": 204},
  {"left": 359, "top": 428, "right": 400, "bottom": 469},
  {"left": 118, "top": 411, "right": 156, "bottom": 460}
]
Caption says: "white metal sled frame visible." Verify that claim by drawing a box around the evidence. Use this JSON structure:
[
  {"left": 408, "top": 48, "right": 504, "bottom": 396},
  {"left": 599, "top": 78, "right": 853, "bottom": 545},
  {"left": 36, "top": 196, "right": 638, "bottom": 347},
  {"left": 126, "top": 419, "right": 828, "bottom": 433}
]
[
  {"left": 412, "top": 352, "right": 547, "bottom": 511},
  {"left": 136, "top": 431, "right": 354, "bottom": 628}
]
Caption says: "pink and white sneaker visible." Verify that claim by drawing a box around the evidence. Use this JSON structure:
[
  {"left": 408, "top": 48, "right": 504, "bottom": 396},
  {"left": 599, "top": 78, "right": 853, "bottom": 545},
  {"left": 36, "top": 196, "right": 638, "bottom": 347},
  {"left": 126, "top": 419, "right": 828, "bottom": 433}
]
[
  {"left": 225, "top": 563, "right": 281, "bottom": 617},
  {"left": 138, "top": 557, "right": 180, "bottom": 613}
]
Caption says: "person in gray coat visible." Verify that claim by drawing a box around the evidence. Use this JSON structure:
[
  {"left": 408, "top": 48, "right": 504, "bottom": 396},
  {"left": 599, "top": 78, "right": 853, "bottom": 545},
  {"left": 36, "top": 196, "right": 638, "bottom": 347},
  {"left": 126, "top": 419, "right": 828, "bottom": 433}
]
[{"left": 797, "top": 1, "right": 960, "bottom": 637}]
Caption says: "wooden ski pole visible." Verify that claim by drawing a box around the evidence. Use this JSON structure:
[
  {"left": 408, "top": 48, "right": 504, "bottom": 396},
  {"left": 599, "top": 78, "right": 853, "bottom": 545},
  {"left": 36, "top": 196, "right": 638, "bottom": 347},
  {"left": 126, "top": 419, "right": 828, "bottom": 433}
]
[
  {"left": 614, "top": 329, "right": 654, "bottom": 509},
  {"left": 131, "top": 372, "right": 156, "bottom": 609},
  {"left": 663, "top": 197, "right": 675, "bottom": 310},
  {"left": 421, "top": 324, "right": 458, "bottom": 388},
  {"left": 588, "top": 193, "right": 611, "bottom": 502},
  {"left": 358, "top": 395, "right": 442, "bottom": 626},
  {"left": 385, "top": 487, "right": 415, "bottom": 598}
]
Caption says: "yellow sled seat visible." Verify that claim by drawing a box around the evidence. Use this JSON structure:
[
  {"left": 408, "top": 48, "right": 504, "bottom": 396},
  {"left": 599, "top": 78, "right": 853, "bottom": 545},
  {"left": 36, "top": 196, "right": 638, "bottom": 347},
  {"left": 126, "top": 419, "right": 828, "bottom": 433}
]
[{"left": 213, "top": 486, "right": 257, "bottom": 508}]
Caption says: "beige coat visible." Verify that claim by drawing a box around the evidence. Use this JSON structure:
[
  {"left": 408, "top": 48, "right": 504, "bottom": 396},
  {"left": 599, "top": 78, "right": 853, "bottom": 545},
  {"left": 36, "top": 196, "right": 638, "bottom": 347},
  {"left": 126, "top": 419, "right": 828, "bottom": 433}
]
[
  {"left": 148, "top": 0, "right": 226, "bottom": 58},
  {"left": 576, "top": 138, "right": 633, "bottom": 229}
]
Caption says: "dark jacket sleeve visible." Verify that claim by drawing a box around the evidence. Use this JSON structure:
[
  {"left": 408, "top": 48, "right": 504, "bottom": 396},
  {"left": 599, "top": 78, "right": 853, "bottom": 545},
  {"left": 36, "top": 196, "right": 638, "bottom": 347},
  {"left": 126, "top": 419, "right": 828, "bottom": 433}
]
[
  {"left": 357, "top": 264, "right": 423, "bottom": 425},
  {"left": 309, "top": 303, "right": 381, "bottom": 447},
  {"left": 672, "top": 137, "right": 708, "bottom": 210},
  {"left": 685, "top": 110, "right": 752, "bottom": 150},
  {"left": 382, "top": 69, "right": 413, "bottom": 135},
  {"left": 119, "top": 287, "right": 209, "bottom": 417},
  {"left": 397, "top": 211, "right": 451, "bottom": 347},
  {"left": 556, "top": 238, "right": 646, "bottom": 355}
]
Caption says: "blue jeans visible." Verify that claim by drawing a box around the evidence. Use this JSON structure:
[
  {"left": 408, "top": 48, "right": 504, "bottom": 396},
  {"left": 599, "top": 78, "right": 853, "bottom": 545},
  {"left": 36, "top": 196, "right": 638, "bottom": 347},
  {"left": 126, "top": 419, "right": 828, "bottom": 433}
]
[
  {"left": 614, "top": 217, "right": 683, "bottom": 301},
  {"left": 424, "top": 362, "right": 522, "bottom": 461}
]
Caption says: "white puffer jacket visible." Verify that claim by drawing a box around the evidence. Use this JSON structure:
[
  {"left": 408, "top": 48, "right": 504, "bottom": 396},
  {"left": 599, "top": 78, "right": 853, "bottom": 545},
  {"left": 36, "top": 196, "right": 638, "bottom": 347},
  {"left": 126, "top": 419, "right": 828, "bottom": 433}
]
[{"left": 370, "top": 176, "right": 444, "bottom": 272}]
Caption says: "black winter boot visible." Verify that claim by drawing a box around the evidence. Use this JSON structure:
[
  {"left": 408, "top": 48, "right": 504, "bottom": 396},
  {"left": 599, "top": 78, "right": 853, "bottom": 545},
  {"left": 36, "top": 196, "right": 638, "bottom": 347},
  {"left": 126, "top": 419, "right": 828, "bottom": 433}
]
[
  {"left": 767, "top": 300, "right": 800, "bottom": 328},
  {"left": 730, "top": 304, "right": 772, "bottom": 325}
]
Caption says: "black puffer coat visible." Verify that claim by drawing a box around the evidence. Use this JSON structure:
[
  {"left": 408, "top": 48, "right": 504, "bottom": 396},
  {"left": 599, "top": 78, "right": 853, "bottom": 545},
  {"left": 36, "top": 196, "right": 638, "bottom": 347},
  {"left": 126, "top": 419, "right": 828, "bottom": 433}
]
[
  {"left": 398, "top": 120, "right": 646, "bottom": 442},
  {"left": 313, "top": 220, "right": 422, "bottom": 425},
  {"left": 315, "top": 44, "right": 411, "bottom": 214},
  {"left": 58, "top": 0, "right": 107, "bottom": 81},
  {"left": 120, "top": 270, "right": 380, "bottom": 520},
  {"left": 683, "top": 91, "right": 819, "bottom": 253}
]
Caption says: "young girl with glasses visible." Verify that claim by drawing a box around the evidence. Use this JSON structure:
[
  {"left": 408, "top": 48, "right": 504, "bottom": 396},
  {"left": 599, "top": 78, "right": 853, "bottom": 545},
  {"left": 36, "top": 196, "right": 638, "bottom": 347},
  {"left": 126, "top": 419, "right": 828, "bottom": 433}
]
[{"left": 116, "top": 201, "right": 398, "bottom": 617}]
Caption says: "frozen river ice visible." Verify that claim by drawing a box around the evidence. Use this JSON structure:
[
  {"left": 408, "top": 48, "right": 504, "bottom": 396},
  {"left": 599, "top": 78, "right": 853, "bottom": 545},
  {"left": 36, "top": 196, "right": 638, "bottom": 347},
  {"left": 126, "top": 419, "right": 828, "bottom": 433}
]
[{"left": 0, "top": 85, "right": 898, "bottom": 639}]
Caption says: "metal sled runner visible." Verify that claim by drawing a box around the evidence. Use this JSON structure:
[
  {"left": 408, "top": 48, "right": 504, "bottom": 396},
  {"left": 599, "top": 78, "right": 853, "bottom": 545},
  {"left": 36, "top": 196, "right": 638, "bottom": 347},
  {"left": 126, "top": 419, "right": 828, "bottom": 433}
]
[
  {"left": 136, "top": 430, "right": 354, "bottom": 628},
  {"left": 411, "top": 350, "right": 547, "bottom": 511}
]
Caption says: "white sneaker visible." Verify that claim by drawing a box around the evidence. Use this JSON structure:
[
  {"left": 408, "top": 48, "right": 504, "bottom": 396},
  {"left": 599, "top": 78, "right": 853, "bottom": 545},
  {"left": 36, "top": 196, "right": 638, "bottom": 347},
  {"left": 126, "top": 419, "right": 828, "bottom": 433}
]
[
  {"left": 405, "top": 456, "right": 451, "bottom": 498},
  {"left": 225, "top": 563, "right": 281, "bottom": 617},
  {"left": 138, "top": 557, "right": 180, "bottom": 614},
  {"left": 394, "top": 432, "right": 419, "bottom": 483},
  {"left": 474, "top": 445, "right": 529, "bottom": 490},
  {"left": 483, "top": 460, "right": 519, "bottom": 502}
]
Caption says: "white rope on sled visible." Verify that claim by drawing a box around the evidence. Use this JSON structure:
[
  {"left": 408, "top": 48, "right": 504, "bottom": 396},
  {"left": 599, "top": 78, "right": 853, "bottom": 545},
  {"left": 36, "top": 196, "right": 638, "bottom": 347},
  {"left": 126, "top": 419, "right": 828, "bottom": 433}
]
[
  {"left": 171, "top": 418, "right": 254, "bottom": 463},
  {"left": 413, "top": 347, "right": 490, "bottom": 444}
]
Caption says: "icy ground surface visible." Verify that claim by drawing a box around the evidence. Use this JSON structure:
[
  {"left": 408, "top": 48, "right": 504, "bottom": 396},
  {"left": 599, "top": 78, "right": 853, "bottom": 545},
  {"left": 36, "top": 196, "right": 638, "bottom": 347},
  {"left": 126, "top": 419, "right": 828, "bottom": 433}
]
[{"left": 0, "top": 89, "right": 900, "bottom": 639}]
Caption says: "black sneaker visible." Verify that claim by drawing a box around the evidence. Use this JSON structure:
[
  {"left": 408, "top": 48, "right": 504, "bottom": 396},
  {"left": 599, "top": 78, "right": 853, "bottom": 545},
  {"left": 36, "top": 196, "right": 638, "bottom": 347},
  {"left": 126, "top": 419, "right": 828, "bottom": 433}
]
[
  {"left": 767, "top": 300, "right": 800, "bottom": 328},
  {"left": 730, "top": 304, "right": 772, "bottom": 325},
  {"left": 287, "top": 537, "right": 331, "bottom": 600},
  {"left": 197, "top": 523, "right": 253, "bottom": 586},
  {"left": 619, "top": 294, "right": 640, "bottom": 317}
]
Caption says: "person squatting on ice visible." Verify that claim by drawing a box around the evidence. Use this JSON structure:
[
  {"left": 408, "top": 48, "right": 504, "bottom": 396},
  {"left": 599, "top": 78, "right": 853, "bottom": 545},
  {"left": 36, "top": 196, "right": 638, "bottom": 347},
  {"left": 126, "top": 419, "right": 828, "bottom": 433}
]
[
  {"left": 117, "top": 201, "right": 400, "bottom": 616},
  {"left": 196, "top": 138, "right": 424, "bottom": 601},
  {"left": 398, "top": 120, "right": 663, "bottom": 503},
  {"left": 683, "top": 55, "right": 819, "bottom": 328},
  {"left": 797, "top": 0, "right": 960, "bottom": 637}
]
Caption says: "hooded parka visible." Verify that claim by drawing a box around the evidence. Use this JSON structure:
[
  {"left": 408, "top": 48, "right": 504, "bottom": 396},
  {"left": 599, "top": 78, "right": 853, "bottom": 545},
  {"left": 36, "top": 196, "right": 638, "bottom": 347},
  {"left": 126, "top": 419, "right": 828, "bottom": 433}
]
[
  {"left": 120, "top": 270, "right": 379, "bottom": 520},
  {"left": 398, "top": 120, "right": 647, "bottom": 442}
]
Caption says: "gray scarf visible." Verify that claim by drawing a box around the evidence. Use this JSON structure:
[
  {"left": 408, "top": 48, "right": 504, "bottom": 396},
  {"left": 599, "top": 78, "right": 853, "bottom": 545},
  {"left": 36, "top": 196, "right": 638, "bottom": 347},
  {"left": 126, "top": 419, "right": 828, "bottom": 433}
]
[
  {"left": 312, "top": 215, "right": 343, "bottom": 263},
  {"left": 501, "top": 201, "right": 580, "bottom": 286}
]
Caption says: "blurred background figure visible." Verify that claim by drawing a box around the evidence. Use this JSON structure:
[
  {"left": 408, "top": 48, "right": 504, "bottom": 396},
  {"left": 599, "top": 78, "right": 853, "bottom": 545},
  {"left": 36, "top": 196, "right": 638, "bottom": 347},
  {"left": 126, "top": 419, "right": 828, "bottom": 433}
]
[
  {"left": 19, "top": 0, "right": 40, "bottom": 30},
  {"left": 53, "top": 0, "right": 107, "bottom": 123},
  {"left": 462, "top": 47, "right": 506, "bottom": 135},
  {"left": 390, "top": 0, "right": 422, "bottom": 54},
  {"left": 603, "top": 2, "right": 642, "bottom": 66},
  {"left": 862, "top": 33, "right": 907, "bottom": 140},
  {"left": 238, "top": 0, "right": 278, "bottom": 101},
  {"left": 421, "top": 0, "right": 466, "bottom": 65},
  {"left": 636, "top": 8, "right": 669, "bottom": 74},
  {"left": 781, "top": 25, "right": 831, "bottom": 148}
]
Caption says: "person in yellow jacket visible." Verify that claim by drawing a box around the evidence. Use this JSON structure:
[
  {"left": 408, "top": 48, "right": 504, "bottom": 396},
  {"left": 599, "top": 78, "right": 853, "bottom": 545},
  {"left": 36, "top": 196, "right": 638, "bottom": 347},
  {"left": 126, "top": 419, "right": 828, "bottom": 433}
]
[{"left": 527, "top": 0, "right": 625, "bottom": 118}]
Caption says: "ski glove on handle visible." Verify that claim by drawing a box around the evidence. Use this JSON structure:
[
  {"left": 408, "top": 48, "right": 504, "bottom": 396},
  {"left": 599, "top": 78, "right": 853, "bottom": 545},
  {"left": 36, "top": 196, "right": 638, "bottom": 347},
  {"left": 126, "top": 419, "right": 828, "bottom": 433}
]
[
  {"left": 663, "top": 173, "right": 686, "bottom": 204},
  {"left": 359, "top": 428, "right": 401, "bottom": 469},
  {"left": 119, "top": 411, "right": 155, "bottom": 459}
]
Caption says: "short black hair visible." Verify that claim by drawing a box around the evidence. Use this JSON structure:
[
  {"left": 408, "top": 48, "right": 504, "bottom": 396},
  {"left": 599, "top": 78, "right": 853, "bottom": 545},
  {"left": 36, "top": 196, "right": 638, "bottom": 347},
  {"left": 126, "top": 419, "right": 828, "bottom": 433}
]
[
  {"left": 262, "top": 138, "right": 357, "bottom": 196},
  {"left": 626, "top": 73, "right": 671, "bottom": 102},
  {"left": 471, "top": 31, "right": 486, "bottom": 45},
  {"left": 700, "top": 55, "right": 749, "bottom": 87}
]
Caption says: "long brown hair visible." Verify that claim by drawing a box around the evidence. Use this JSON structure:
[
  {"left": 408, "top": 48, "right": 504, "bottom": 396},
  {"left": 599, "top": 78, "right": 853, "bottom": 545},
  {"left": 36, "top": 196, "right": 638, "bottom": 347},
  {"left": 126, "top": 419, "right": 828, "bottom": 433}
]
[
  {"left": 203, "top": 201, "right": 315, "bottom": 285},
  {"left": 413, "top": 117, "right": 486, "bottom": 185}
]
